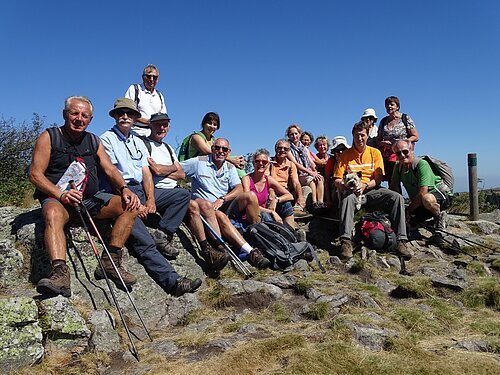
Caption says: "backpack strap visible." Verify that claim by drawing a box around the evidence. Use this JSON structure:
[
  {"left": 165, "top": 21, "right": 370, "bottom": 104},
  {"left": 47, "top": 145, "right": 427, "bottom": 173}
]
[
  {"left": 134, "top": 84, "right": 140, "bottom": 106},
  {"left": 139, "top": 136, "right": 175, "bottom": 162},
  {"left": 156, "top": 89, "right": 164, "bottom": 107}
]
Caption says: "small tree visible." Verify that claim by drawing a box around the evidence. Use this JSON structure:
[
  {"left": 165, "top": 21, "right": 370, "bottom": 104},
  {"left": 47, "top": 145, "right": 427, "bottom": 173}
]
[{"left": 0, "top": 114, "right": 45, "bottom": 206}]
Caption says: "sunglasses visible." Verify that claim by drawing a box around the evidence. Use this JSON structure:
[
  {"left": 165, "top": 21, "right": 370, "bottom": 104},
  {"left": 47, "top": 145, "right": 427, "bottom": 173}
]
[
  {"left": 395, "top": 149, "right": 410, "bottom": 157},
  {"left": 276, "top": 147, "right": 290, "bottom": 151},
  {"left": 143, "top": 74, "right": 158, "bottom": 80},
  {"left": 254, "top": 159, "right": 269, "bottom": 165},
  {"left": 212, "top": 145, "right": 230, "bottom": 153},
  {"left": 115, "top": 109, "right": 137, "bottom": 117}
]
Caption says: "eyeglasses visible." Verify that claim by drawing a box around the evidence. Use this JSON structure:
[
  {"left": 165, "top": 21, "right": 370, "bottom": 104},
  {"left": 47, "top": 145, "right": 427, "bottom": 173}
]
[
  {"left": 395, "top": 149, "right": 410, "bottom": 157},
  {"left": 143, "top": 74, "right": 158, "bottom": 80},
  {"left": 125, "top": 139, "right": 144, "bottom": 161},
  {"left": 115, "top": 109, "right": 137, "bottom": 117},
  {"left": 276, "top": 147, "right": 290, "bottom": 151},
  {"left": 212, "top": 145, "right": 230, "bottom": 153},
  {"left": 254, "top": 159, "right": 269, "bottom": 165}
]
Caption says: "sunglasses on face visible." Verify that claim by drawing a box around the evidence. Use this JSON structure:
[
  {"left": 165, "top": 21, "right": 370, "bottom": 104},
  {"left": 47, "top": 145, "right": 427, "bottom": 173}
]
[
  {"left": 143, "top": 74, "right": 158, "bottom": 80},
  {"left": 115, "top": 109, "right": 137, "bottom": 117},
  {"left": 254, "top": 159, "right": 269, "bottom": 165},
  {"left": 395, "top": 149, "right": 410, "bottom": 157},
  {"left": 276, "top": 147, "right": 290, "bottom": 152},
  {"left": 212, "top": 145, "right": 229, "bottom": 153}
]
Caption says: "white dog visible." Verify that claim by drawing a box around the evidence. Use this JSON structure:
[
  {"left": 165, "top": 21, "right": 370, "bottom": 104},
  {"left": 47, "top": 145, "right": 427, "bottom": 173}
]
[{"left": 343, "top": 171, "right": 366, "bottom": 210}]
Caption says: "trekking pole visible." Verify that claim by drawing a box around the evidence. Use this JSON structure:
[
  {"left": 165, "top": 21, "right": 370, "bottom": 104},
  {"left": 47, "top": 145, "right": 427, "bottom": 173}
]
[
  {"left": 70, "top": 194, "right": 140, "bottom": 361},
  {"left": 423, "top": 225, "right": 497, "bottom": 252},
  {"left": 199, "top": 215, "right": 253, "bottom": 277},
  {"left": 78, "top": 201, "right": 153, "bottom": 342}
]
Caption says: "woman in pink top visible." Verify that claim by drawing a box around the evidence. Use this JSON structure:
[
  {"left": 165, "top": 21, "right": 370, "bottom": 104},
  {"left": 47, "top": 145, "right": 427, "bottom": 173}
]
[{"left": 242, "top": 149, "right": 294, "bottom": 226}]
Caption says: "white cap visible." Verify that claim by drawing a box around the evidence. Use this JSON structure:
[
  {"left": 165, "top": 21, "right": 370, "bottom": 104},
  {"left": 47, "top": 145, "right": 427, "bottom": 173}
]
[
  {"left": 331, "top": 136, "right": 350, "bottom": 151},
  {"left": 361, "top": 108, "right": 378, "bottom": 121}
]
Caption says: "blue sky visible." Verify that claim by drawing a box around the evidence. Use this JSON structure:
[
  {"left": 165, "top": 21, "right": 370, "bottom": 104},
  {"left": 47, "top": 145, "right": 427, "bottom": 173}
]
[{"left": 1, "top": 0, "right": 498, "bottom": 192}]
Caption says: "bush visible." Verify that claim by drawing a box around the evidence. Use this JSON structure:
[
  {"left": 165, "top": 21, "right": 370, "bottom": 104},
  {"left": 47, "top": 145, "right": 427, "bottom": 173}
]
[{"left": 0, "top": 114, "right": 45, "bottom": 207}]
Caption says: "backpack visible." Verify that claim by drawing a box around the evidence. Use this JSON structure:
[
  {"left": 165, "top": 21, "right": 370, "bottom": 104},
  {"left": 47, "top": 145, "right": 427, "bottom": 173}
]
[
  {"left": 357, "top": 212, "right": 398, "bottom": 251},
  {"left": 246, "top": 221, "right": 324, "bottom": 272},
  {"left": 134, "top": 84, "right": 164, "bottom": 108},
  {"left": 139, "top": 135, "right": 175, "bottom": 161},
  {"left": 415, "top": 155, "right": 454, "bottom": 193}
]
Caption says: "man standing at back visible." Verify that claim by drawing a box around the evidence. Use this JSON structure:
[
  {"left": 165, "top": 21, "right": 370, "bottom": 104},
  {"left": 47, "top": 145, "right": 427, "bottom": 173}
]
[
  {"left": 29, "top": 96, "right": 141, "bottom": 297},
  {"left": 125, "top": 64, "right": 167, "bottom": 136}
]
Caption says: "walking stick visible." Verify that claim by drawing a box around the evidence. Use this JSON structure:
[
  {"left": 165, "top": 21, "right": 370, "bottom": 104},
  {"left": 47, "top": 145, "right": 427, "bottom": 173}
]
[
  {"left": 199, "top": 215, "right": 253, "bottom": 277},
  {"left": 71, "top": 199, "right": 141, "bottom": 361}
]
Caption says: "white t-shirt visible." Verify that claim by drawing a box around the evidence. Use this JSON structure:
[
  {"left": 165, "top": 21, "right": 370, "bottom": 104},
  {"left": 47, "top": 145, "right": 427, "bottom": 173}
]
[
  {"left": 148, "top": 140, "right": 178, "bottom": 189},
  {"left": 124, "top": 83, "right": 167, "bottom": 136}
]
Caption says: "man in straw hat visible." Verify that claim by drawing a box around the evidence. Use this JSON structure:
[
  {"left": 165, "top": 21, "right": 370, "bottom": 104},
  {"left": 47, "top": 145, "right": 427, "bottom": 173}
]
[{"left": 99, "top": 98, "right": 201, "bottom": 297}]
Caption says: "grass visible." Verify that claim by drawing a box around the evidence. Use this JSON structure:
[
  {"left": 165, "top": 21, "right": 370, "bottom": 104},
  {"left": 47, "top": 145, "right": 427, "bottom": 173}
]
[
  {"left": 460, "top": 277, "right": 500, "bottom": 310},
  {"left": 305, "top": 301, "right": 329, "bottom": 320},
  {"left": 392, "top": 276, "right": 434, "bottom": 298}
]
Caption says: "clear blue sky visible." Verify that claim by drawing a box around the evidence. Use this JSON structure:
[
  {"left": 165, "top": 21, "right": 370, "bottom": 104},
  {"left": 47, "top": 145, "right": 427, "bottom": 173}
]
[{"left": 1, "top": 0, "right": 498, "bottom": 192}]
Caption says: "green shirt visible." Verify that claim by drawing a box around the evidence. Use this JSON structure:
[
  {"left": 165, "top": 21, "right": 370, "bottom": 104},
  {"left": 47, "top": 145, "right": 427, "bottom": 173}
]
[{"left": 392, "top": 159, "right": 442, "bottom": 199}]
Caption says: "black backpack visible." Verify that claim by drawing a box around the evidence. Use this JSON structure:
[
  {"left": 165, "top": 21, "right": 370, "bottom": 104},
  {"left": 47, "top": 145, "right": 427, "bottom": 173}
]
[
  {"left": 357, "top": 212, "right": 398, "bottom": 251},
  {"left": 246, "top": 221, "right": 324, "bottom": 272}
]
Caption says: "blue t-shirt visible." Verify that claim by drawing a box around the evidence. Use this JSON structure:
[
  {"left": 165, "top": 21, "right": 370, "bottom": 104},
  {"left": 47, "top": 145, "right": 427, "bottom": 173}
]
[{"left": 181, "top": 155, "right": 241, "bottom": 202}]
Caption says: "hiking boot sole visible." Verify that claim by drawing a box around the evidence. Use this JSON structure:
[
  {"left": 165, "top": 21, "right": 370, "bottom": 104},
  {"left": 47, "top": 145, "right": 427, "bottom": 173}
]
[{"left": 36, "top": 279, "right": 71, "bottom": 298}]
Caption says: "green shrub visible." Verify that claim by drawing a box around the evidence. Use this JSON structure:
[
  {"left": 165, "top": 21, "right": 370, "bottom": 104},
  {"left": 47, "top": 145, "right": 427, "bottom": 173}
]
[{"left": 0, "top": 114, "right": 45, "bottom": 207}]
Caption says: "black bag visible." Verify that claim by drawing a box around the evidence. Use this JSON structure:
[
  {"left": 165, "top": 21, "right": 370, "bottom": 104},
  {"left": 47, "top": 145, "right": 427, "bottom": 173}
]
[
  {"left": 358, "top": 212, "right": 398, "bottom": 251},
  {"left": 246, "top": 221, "right": 323, "bottom": 272}
]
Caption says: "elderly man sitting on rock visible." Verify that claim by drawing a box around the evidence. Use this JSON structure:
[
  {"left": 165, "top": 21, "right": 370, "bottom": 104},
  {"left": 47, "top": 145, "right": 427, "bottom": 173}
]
[{"left": 29, "top": 96, "right": 142, "bottom": 297}]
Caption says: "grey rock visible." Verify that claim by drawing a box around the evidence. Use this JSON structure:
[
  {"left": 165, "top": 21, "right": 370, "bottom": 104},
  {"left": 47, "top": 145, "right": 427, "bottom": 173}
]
[
  {"left": 416, "top": 304, "right": 432, "bottom": 313},
  {"left": 431, "top": 275, "right": 467, "bottom": 291},
  {"left": 206, "top": 339, "right": 232, "bottom": 351},
  {"left": 353, "top": 293, "right": 381, "bottom": 309},
  {"left": 386, "top": 256, "right": 402, "bottom": 272},
  {"left": 88, "top": 310, "right": 120, "bottom": 353},
  {"left": 38, "top": 295, "right": 91, "bottom": 351},
  {"left": 237, "top": 323, "right": 258, "bottom": 334},
  {"left": 375, "top": 279, "right": 397, "bottom": 294},
  {"left": 219, "top": 279, "right": 283, "bottom": 300},
  {"left": 263, "top": 274, "right": 298, "bottom": 289},
  {"left": 0, "top": 297, "right": 44, "bottom": 373},
  {"left": 148, "top": 339, "right": 180, "bottom": 357},
  {"left": 347, "top": 322, "right": 398, "bottom": 351},
  {"left": 0, "top": 239, "right": 25, "bottom": 288},
  {"left": 465, "top": 220, "right": 500, "bottom": 235},
  {"left": 294, "top": 259, "right": 310, "bottom": 271},
  {"left": 185, "top": 320, "right": 212, "bottom": 333},
  {"left": 453, "top": 340, "right": 491, "bottom": 352}
]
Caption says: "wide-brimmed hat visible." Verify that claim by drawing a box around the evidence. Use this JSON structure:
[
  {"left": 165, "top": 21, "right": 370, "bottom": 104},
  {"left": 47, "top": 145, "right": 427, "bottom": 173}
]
[
  {"left": 108, "top": 98, "right": 141, "bottom": 118},
  {"left": 361, "top": 108, "right": 378, "bottom": 121},
  {"left": 331, "top": 136, "right": 350, "bottom": 151},
  {"left": 150, "top": 113, "right": 171, "bottom": 123}
]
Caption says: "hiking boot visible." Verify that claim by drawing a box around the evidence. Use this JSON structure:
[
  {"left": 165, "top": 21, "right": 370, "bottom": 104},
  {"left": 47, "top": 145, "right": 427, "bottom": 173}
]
[
  {"left": 154, "top": 231, "right": 179, "bottom": 259},
  {"left": 94, "top": 250, "right": 137, "bottom": 291},
  {"left": 37, "top": 263, "right": 71, "bottom": 297},
  {"left": 397, "top": 240, "right": 413, "bottom": 260},
  {"left": 247, "top": 248, "right": 271, "bottom": 269},
  {"left": 434, "top": 211, "right": 447, "bottom": 232},
  {"left": 340, "top": 239, "right": 353, "bottom": 260},
  {"left": 173, "top": 277, "right": 202, "bottom": 297},
  {"left": 200, "top": 244, "right": 230, "bottom": 271}
]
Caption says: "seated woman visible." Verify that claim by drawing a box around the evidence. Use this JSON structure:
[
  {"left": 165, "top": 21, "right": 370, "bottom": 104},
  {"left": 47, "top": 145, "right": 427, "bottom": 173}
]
[
  {"left": 313, "top": 135, "right": 330, "bottom": 177},
  {"left": 286, "top": 124, "right": 325, "bottom": 210},
  {"left": 376, "top": 96, "right": 419, "bottom": 181},
  {"left": 300, "top": 131, "right": 320, "bottom": 167},
  {"left": 324, "top": 136, "right": 350, "bottom": 216},
  {"left": 242, "top": 149, "right": 295, "bottom": 228},
  {"left": 178, "top": 111, "right": 246, "bottom": 170}
]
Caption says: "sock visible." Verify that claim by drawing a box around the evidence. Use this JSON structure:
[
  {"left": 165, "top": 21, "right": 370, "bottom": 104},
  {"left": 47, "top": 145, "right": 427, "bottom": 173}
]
[
  {"left": 108, "top": 246, "right": 121, "bottom": 254},
  {"left": 240, "top": 242, "right": 253, "bottom": 254},
  {"left": 52, "top": 259, "right": 66, "bottom": 268},
  {"left": 199, "top": 240, "right": 208, "bottom": 250}
]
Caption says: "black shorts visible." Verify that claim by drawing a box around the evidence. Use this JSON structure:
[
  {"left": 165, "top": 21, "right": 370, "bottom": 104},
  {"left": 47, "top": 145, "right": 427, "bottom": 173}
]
[
  {"left": 410, "top": 190, "right": 451, "bottom": 223},
  {"left": 40, "top": 190, "right": 115, "bottom": 217}
]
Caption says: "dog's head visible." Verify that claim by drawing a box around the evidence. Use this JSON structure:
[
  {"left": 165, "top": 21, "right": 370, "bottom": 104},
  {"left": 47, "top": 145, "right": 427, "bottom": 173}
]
[{"left": 343, "top": 170, "right": 362, "bottom": 190}]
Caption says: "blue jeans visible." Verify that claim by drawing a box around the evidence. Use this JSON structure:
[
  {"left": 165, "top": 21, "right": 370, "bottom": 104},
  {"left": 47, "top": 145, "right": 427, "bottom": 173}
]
[{"left": 126, "top": 184, "right": 179, "bottom": 292}]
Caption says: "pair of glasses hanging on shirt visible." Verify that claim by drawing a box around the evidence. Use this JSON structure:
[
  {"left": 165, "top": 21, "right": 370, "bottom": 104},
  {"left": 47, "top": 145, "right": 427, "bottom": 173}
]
[{"left": 112, "top": 128, "right": 143, "bottom": 160}]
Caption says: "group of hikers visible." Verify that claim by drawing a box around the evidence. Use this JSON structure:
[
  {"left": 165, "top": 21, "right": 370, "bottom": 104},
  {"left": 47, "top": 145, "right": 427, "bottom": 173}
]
[{"left": 29, "top": 64, "right": 453, "bottom": 299}]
